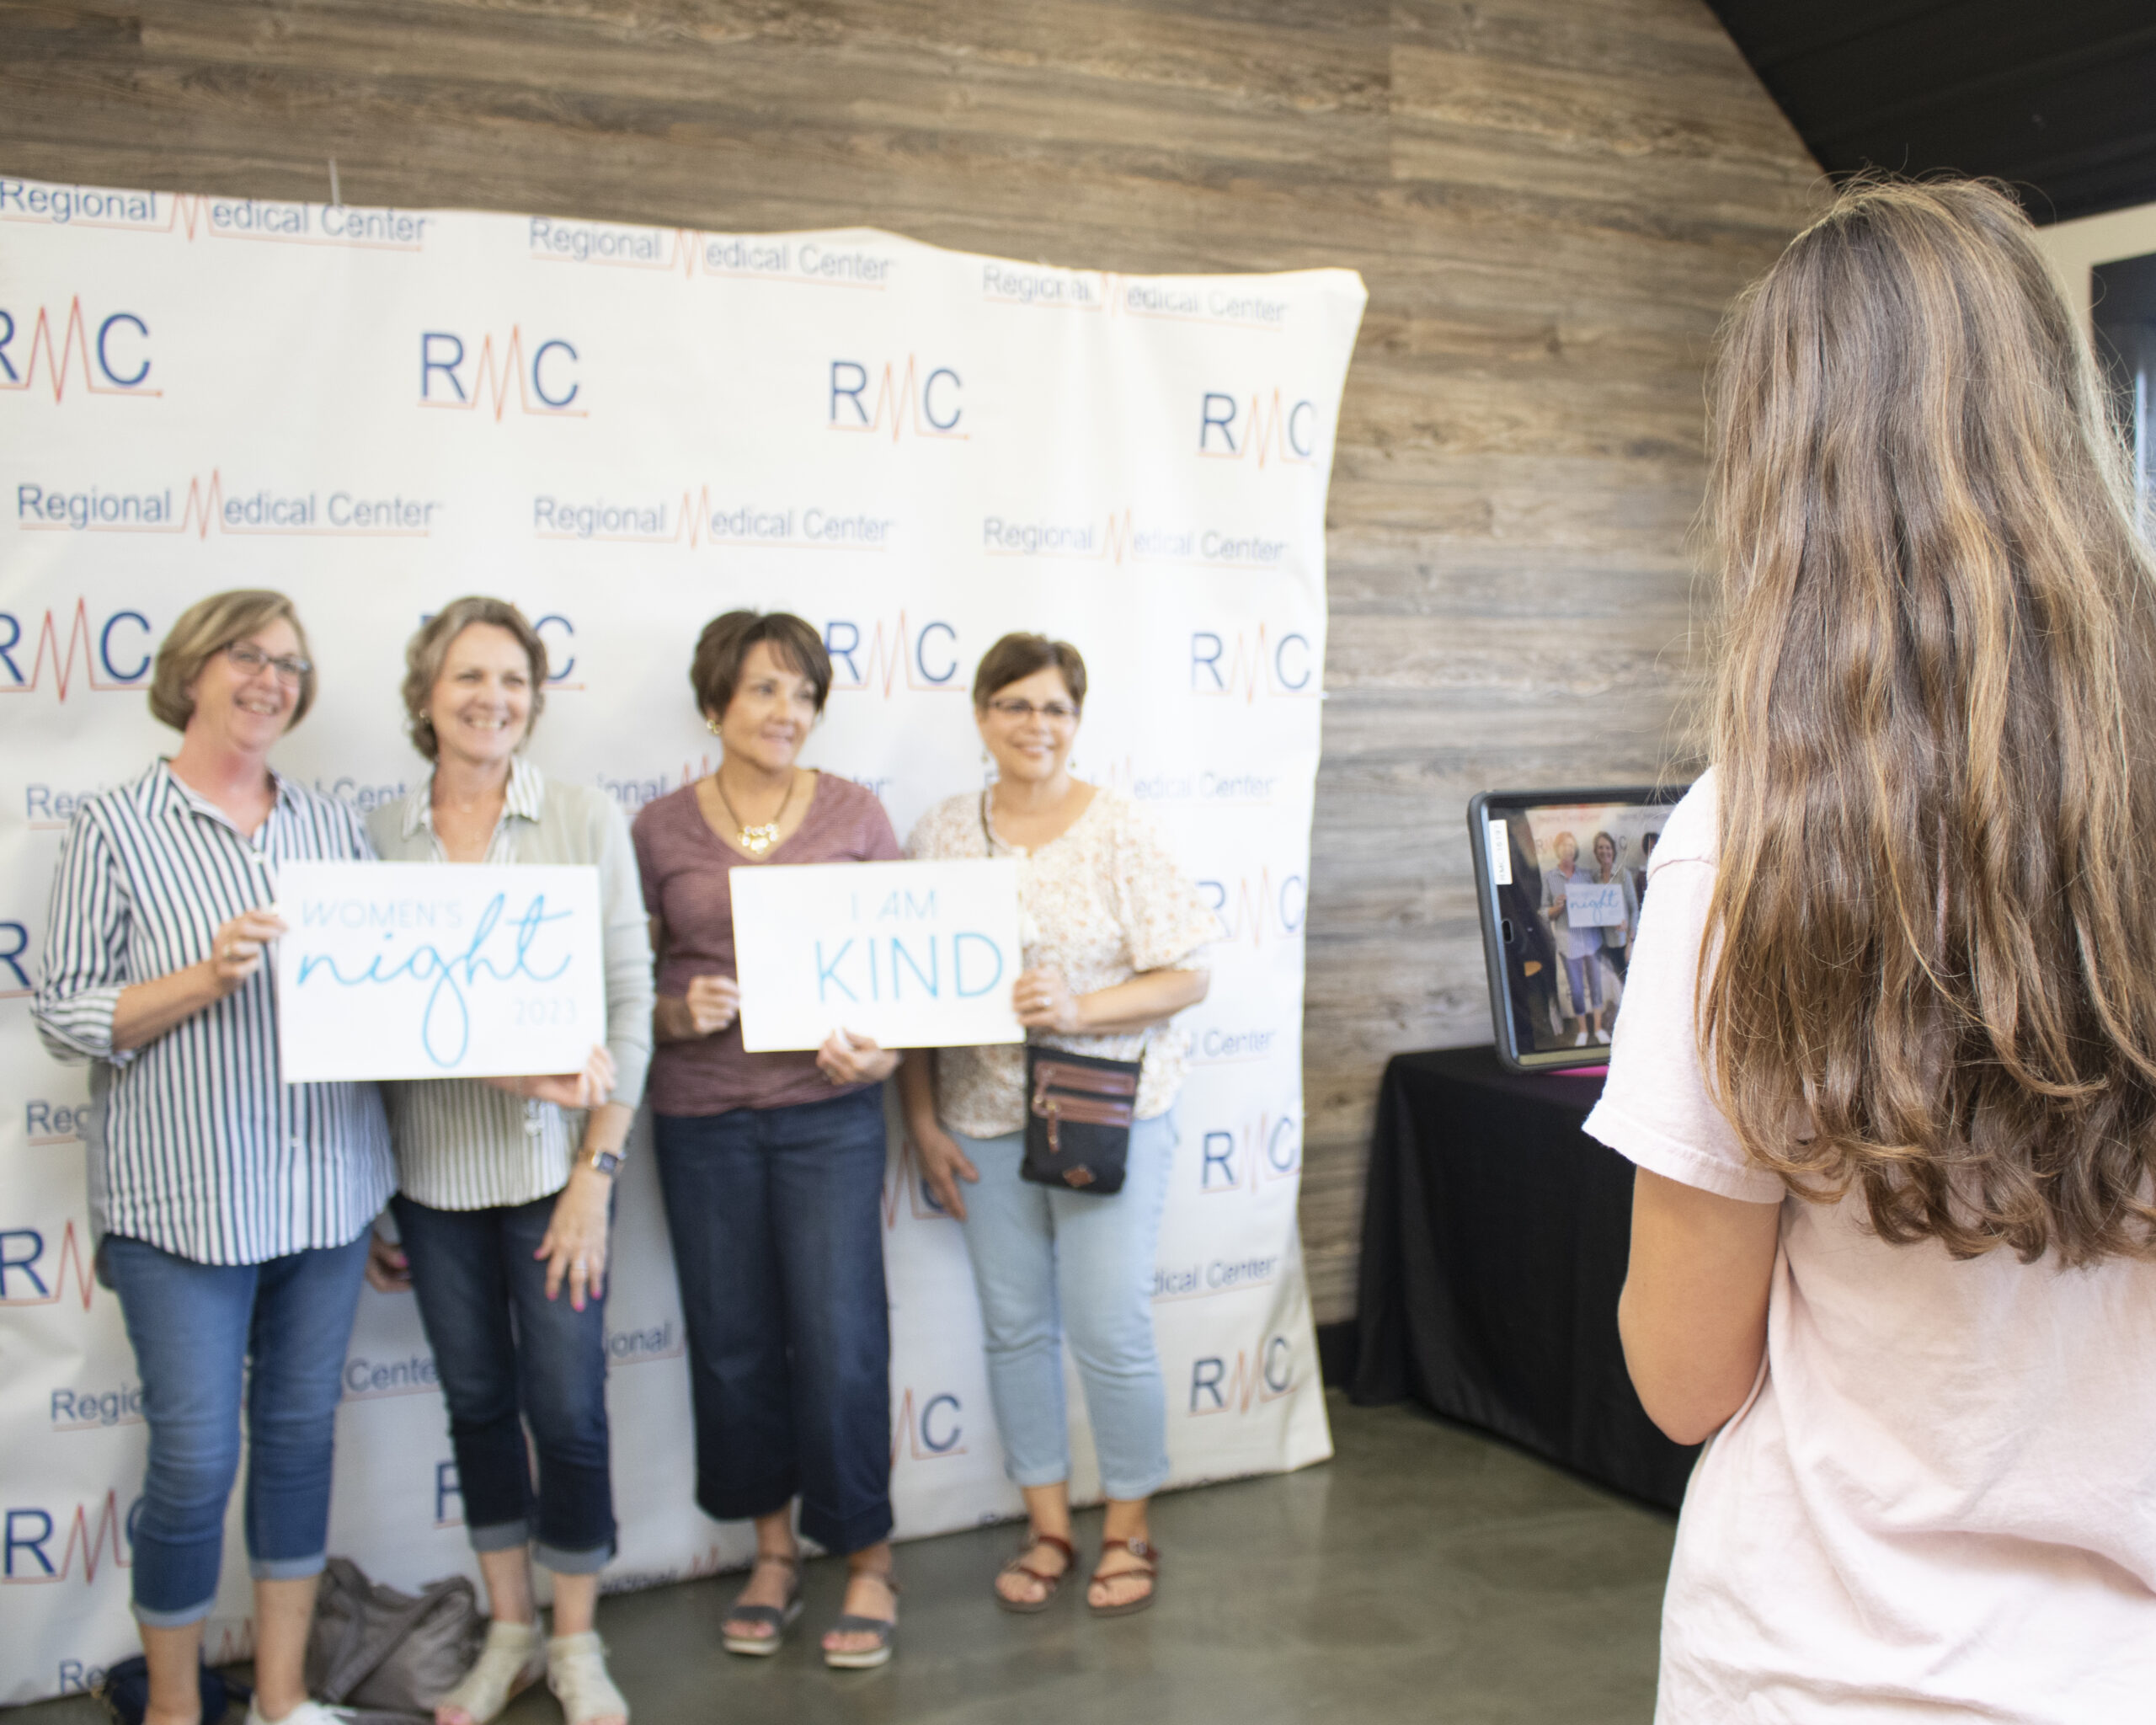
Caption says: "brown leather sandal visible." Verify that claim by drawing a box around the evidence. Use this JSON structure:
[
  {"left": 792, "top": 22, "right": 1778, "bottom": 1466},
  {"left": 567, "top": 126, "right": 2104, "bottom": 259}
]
[
  {"left": 994, "top": 1530, "right": 1078, "bottom": 1614},
  {"left": 1086, "top": 1536, "right": 1161, "bottom": 1617}
]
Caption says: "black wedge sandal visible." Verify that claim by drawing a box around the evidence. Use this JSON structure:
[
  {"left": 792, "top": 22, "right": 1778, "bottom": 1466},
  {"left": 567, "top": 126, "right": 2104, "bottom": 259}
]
[
  {"left": 823, "top": 1567, "right": 899, "bottom": 1670},
  {"left": 722, "top": 1551, "right": 803, "bottom": 1657}
]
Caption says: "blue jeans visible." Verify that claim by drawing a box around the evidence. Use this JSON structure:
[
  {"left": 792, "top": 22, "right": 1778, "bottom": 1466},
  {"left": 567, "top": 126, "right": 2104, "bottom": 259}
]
[
  {"left": 952, "top": 1112, "right": 1176, "bottom": 1500},
  {"left": 391, "top": 1192, "right": 616, "bottom": 1574},
  {"left": 1564, "top": 952, "right": 1604, "bottom": 1013},
  {"left": 654, "top": 1087, "right": 892, "bottom": 1554},
  {"left": 103, "top": 1231, "right": 370, "bottom": 1626}
]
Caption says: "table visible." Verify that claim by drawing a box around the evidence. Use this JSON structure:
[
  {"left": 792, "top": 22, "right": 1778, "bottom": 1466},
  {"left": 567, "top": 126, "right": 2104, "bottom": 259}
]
[{"left": 1348, "top": 1045, "right": 1699, "bottom": 1510}]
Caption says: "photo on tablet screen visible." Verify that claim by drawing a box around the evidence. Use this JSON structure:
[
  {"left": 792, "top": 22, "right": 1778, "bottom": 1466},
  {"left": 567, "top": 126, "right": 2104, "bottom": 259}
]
[{"left": 1469, "top": 786, "right": 1689, "bottom": 1071}]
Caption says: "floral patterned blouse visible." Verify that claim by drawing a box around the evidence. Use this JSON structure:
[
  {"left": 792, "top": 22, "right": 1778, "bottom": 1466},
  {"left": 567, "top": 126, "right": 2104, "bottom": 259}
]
[{"left": 906, "top": 787, "right": 1219, "bottom": 1136}]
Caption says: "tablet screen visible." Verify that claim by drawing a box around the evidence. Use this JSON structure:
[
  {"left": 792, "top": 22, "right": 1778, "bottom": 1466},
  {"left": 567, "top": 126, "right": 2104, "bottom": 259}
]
[{"left": 1470, "top": 787, "right": 1688, "bottom": 1071}]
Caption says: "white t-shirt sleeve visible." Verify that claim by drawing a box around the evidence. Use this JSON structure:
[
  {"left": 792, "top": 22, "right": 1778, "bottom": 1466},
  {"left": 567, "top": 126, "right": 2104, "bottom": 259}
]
[{"left": 1582, "top": 773, "right": 1785, "bottom": 1204}]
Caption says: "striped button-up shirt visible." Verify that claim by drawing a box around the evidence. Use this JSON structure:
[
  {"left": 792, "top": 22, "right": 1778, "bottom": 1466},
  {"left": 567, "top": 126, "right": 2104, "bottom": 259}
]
[
  {"left": 33, "top": 761, "right": 394, "bottom": 1265},
  {"left": 367, "top": 757, "right": 653, "bottom": 1211}
]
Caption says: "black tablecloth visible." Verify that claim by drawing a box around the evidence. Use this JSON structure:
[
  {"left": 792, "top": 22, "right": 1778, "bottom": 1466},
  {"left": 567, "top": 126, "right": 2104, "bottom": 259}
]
[{"left": 1350, "top": 1045, "right": 1699, "bottom": 1510}]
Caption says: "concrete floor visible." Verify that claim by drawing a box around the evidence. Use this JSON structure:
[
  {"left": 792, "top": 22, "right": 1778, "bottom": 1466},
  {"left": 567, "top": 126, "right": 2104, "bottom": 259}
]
[{"left": 5, "top": 1392, "right": 1674, "bottom": 1725}]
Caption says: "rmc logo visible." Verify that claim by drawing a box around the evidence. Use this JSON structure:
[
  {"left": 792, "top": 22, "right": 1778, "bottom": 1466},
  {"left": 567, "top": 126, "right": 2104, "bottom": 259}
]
[
  {"left": 891, "top": 1388, "right": 965, "bottom": 1461},
  {"left": 1198, "top": 388, "right": 1316, "bottom": 467},
  {"left": 1189, "top": 1335, "right": 1298, "bottom": 1415},
  {"left": 1190, "top": 625, "right": 1316, "bottom": 701},
  {"left": 1198, "top": 1112, "right": 1302, "bottom": 1193},
  {"left": 0, "top": 599, "right": 153, "bottom": 701},
  {"left": 1197, "top": 868, "right": 1307, "bottom": 949},
  {"left": 825, "top": 614, "right": 961, "bottom": 696},
  {"left": 0, "top": 297, "right": 157, "bottom": 401},
  {"left": 3, "top": 1490, "right": 136, "bottom": 1583},
  {"left": 828, "top": 356, "right": 965, "bottom": 441},
  {"left": 420, "top": 327, "right": 584, "bottom": 419},
  {"left": 0, "top": 918, "right": 33, "bottom": 998},
  {"left": 0, "top": 1220, "right": 98, "bottom": 1309}
]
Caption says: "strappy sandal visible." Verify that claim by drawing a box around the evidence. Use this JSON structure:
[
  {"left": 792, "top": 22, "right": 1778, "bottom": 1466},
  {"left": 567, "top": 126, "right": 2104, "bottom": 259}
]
[
  {"left": 546, "top": 1630, "right": 628, "bottom": 1725},
  {"left": 1087, "top": 1537, "right": 1161, "bottom": 1618},
  {"left": 994, "top": 1530, "right": 1077, "bottom": 1614},
  {"left": 822, "top": 1568, "right": 899, "bottom": 1670},
  {"left": 433, "top": 1617, "right": 544, "bottom": 1724},
  {"left": 721, "top": 1551, "right": 804, "bottom": 1657}
]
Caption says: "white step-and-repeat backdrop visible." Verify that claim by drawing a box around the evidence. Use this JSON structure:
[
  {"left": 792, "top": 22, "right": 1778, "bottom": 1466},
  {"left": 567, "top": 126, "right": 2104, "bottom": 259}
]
[{"left": 0, "top": 176, "right": 1364, "bottom": 1704}]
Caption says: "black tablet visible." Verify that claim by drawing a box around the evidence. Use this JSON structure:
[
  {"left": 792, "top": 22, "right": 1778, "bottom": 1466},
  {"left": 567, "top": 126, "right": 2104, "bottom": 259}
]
[{"left": 1468, "top": 785, "right": 1691, "bottom": 1072}]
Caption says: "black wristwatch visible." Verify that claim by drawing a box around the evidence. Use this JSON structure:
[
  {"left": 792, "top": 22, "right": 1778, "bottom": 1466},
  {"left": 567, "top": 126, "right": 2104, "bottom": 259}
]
[{"left": 585, "top": 1149, "right": 622, "bottom": 1178}]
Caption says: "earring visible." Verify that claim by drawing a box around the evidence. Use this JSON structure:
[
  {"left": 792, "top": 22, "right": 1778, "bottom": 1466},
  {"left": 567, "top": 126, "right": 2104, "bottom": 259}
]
[{"left": 706, "top": 717, "right": 720, "bottom": 735}]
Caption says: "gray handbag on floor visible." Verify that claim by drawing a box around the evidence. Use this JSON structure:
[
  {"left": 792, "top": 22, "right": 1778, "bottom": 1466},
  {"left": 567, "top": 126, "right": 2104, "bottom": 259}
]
[{"left": 305, "top": 1557, "right": 486, "bottom": 1722}]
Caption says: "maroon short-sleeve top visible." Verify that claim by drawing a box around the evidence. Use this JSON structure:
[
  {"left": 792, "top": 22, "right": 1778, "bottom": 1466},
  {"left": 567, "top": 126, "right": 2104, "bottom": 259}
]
[{"left": 632, "top": 772, "right": 902, "bottom": 1115}]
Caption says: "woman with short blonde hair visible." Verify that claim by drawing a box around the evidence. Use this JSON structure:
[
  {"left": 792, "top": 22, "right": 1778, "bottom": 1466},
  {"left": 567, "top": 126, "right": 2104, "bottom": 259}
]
[
  {"left": 364, "top": 595, "right": 651, "bottom": 1725},
  {"left": 35, "top": 589, "right": 389, "bottom": 1725},
  {"left": 1596, "top": 179, "right": 2156, "bottom": 1718}
]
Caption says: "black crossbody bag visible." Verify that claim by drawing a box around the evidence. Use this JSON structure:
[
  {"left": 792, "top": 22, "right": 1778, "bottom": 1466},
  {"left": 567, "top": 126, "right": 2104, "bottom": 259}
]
[
  {"left": 983, "top": 793, "right": 1144, "bottom": 1195},
  {"left": 1023, "top": 1045, "right": 1140, "bottom": 1194}
]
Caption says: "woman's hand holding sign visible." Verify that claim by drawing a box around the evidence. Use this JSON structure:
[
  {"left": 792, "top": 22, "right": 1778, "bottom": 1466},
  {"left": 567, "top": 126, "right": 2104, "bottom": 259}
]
[
  {"left": 113, "top": 906, "right": 291, "bottom": 1053},
  {"left": 817, "top": 1028, "right": 899, "bottom": 1086},
  {"left": 655, "top": 973, "right": 741, "bottom": 1041},
  {"left": 208, "top": 907, "right": 287, "bottom": 994},
  {"left": 485, "top": 1043, "right": 616, "bottom": 1109}
]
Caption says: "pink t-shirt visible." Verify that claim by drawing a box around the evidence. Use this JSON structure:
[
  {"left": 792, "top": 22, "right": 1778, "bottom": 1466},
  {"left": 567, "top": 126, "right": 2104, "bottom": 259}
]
[
  {"left": 1585, "top": 769, "right": 2156, "bottom": 1722},
  {"left": 632, "top": 772, "right": 900, "bottom": 1115}
]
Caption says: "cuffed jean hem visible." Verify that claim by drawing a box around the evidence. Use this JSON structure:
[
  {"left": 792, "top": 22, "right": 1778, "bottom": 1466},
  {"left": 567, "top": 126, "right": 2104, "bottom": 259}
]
[
  {"left": 132, "top": 1596, "right": 216, "bottom": 1630},
  {"left": 1010, "top": 1459, "right": 1172, "bottom": 1499},
  {"left": 470, "top": 1519, "right": 532, "bottom": 1554},
  {"left": 1099, "top": 1462, "right": 1174, "bottom": 1502},
  {"left": 248, "top": 1552, "right": 326, "bottom": 1583},
  {"left": 696, "top": 1481, "right": 798, "bottom": 1528},
  {"left": 800, "top": 1500, "right": 894, "bottom": 1559},
  {"left": 535, "top": 1540, "right": 616, "bottom": 1577}
]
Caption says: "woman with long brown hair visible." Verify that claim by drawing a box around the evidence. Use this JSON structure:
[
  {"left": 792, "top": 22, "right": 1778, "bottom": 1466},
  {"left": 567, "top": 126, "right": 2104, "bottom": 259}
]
[{"left": 1592, "top": 179, "right": 2156, "bottom": 1718}]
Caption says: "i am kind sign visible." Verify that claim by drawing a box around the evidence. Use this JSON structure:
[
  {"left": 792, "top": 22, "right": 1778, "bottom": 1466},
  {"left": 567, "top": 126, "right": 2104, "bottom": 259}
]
[{"left": 730, "top": 858, "right": 1025, "bottom": 1052}]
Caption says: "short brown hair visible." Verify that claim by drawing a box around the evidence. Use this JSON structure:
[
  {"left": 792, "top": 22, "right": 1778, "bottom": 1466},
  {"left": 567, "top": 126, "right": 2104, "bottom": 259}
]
[
  {"left": 149, "top": 589, "right": 316, "bottom": 731},
  {"left": 691, "top": 611, "right": 831, "bottom": 719},
  {"left": 972, "top": 633, "right": 1086, "bottom": 710},
  {"left": 400, "top": 597, "right": 548, "bottom": 762}
]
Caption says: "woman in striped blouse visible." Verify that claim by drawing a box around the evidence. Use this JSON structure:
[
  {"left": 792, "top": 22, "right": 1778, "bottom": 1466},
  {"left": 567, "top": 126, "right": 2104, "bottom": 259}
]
[
  {"left": 362, "top": 598, "right": 651, "bottom": 1725},
  {"left": 33, "top": 590, "right": 394, "bottom": 1725}
]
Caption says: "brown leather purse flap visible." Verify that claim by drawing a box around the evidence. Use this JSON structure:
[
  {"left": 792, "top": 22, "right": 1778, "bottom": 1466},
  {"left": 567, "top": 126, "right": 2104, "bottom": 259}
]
[
  {"left": 1034, "top": 1092, "right": 1134, "bottom": 1129},
  {"left": 1032, "top": 1060, "right": 1139, "bottom": 1101}
]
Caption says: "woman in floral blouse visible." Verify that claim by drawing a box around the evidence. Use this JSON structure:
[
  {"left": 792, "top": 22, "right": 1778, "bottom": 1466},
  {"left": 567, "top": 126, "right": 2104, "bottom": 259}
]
[{"left": 898, "top": 633, "right": 1216, "bottom": 1621}]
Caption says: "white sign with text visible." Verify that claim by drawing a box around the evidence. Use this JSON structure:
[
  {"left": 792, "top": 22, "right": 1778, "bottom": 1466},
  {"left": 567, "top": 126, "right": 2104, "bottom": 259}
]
[
  {"left": 275, "top": 861, "right": 606, "bottom": 1081},
  {"left": 1566, "top": 879, "right": 1627, "bottom": 928},
  {"left": 732, "top": 858, "right": 1025, "bottom": 1052}
]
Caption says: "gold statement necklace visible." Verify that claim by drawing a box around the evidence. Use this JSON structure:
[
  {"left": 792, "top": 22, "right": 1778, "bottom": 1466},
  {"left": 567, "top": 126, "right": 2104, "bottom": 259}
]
[{"left": 714, "top": 771, "right": 796, "bottom": 857}]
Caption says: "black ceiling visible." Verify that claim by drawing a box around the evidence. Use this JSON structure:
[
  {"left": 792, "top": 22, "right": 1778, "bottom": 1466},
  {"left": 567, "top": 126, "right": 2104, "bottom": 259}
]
[{"left": 1706, "top": 1, "right": 2156, "bottom": 225}]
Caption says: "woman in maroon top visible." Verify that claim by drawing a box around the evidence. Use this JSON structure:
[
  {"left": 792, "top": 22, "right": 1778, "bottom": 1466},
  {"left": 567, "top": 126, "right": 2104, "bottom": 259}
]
[{"left": 632, "top": 611, "right": 903, "bottom": 1669}]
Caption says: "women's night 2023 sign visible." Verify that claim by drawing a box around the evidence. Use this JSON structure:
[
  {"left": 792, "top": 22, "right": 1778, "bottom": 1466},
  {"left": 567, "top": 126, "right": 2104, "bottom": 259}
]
[{"left": 0, "top": 175, "right": 1364, "bottom": 1704}]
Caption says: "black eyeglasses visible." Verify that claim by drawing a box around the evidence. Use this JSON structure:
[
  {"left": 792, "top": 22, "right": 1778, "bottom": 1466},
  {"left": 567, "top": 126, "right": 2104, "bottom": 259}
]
[
  {"left": 986, "top": 698, "right": 1079, "bottom": 724},
  {"left": 224, "top": 642, "right": 312, "bottom": 683}
]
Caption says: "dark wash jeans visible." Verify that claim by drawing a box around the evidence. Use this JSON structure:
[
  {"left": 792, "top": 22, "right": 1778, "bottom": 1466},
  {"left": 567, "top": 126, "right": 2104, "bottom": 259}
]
[
  {"left": 392, "top": 1191, "right": 616, "bottom": 1573},
  {"left": 654, "top": 1085, "right": 893, "bottom": 1555},
  {"left": 103, "top": 1231, "right": 369, "bottom": 1624}
]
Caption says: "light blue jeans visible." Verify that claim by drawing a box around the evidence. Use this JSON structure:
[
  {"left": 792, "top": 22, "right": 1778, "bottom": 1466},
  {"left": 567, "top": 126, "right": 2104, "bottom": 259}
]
[
  {"left": 952, "top": 1112, "right": 1176, "bottom": 1501},
  {"left": 103, "top": 1231, "right": 370, "bottom": 1625}
]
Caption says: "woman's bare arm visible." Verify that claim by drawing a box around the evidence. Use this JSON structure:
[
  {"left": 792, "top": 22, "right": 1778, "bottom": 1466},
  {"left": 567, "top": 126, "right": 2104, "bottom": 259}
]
[{"left": 1616, "top": 1167, "right": 1781, "bottom": 1445}]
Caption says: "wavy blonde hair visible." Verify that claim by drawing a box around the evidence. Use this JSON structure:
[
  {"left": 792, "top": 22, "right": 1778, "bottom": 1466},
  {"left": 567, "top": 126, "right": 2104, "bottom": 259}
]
[{"left": 1701, "top": 178, "right": 2156, "bottom": 1265}]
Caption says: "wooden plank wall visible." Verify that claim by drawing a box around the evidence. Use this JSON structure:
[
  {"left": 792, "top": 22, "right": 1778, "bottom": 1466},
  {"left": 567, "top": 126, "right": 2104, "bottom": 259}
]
[{"left": 0, "top": 0, "right": 1819, "bottom": 1322}]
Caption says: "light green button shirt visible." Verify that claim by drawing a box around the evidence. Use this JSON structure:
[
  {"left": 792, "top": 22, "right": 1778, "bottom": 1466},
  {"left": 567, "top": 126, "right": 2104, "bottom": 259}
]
[{"left": 366, "top": 758, "right": 654, "bottom": 1211}]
